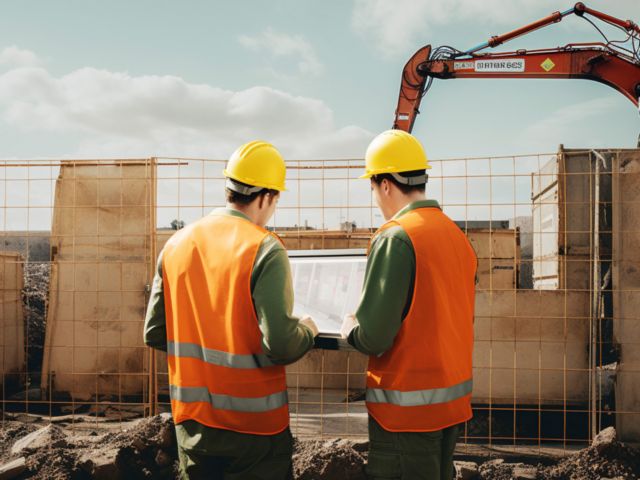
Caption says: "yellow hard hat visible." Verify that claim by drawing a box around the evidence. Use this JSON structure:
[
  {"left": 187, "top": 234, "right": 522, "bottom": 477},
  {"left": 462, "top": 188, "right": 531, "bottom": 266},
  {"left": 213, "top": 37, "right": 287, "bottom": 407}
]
[
  {"left": 360, "top": 129, "right": 431, "bottom": 179},
  {"left": 223, "top": 140, "right": 287, "bottom": 192}
]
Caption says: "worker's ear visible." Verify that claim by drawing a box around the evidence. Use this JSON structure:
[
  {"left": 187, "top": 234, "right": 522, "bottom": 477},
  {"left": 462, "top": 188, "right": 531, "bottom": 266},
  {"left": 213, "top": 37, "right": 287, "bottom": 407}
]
[
  {"left": 266, "top": 192, "right": 278, "bottom": 208},
  {"left": 381, "top": 178, "right": 392, "bottom": 196},
  {"left": 257, "top": 192, "right": 267, "bottom": 210},
  {"left": 258, "top": 191, "right": 277, "bottom": 209}
]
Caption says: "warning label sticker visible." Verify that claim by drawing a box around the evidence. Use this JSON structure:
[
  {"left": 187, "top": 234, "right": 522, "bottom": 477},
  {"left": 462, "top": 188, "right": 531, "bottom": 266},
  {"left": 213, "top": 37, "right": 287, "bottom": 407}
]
[{"left": 475, "top": 59, "right": 525, "bottom": 72}]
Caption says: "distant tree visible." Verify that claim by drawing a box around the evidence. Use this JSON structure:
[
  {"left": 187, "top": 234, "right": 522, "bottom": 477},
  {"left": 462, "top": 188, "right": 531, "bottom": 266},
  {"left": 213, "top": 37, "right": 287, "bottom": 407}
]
[{"left": 170, "top": 219, "right": 185, "bottom": 230}]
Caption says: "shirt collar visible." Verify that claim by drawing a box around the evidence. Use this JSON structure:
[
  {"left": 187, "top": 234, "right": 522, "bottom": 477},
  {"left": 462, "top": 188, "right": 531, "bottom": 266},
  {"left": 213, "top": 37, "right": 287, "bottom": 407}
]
[
  {"left": 392, "top": 199, "right": 441, "bottom": 220},
  {"left": 210, "top": 207, "right": 252, "bottom": 222}
]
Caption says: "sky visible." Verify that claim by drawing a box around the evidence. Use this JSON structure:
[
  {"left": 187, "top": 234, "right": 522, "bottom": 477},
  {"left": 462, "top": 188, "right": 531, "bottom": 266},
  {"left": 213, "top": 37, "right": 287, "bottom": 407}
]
[{"left": 0, "top": 0, "right": 638, "bottom": 162}]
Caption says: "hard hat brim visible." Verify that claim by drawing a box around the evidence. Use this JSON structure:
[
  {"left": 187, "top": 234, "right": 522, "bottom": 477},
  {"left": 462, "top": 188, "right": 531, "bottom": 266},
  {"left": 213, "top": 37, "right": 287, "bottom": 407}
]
[
  {"left": 359, "top": 164, "right": 432, "bottom": 180},
  {"left": 223, "top": 170, "right": 287, "bottom": 192}
]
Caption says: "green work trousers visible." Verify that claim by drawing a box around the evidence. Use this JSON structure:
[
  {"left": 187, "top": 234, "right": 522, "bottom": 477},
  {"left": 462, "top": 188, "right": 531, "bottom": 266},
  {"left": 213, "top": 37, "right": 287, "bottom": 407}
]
[
  {"left": 366, "top": 416, "right": 460, "bottom": 480},
  {"left": 175, "top": 420, "right": 294, "bottom": 480}
]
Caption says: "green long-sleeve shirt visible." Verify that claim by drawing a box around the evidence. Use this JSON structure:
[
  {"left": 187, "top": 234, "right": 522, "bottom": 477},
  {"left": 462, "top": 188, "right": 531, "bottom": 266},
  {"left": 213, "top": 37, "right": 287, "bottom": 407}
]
[
  {"left": 143, "top": 208, "right": 315, "bottom": 365},
  {"left": 347, "top": 200, "right": 441, "bottom": 356}
]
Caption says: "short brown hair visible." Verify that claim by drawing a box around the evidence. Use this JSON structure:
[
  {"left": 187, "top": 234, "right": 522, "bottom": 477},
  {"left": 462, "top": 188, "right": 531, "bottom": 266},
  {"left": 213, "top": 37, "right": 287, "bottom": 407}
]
[{"left": 371, "top": 169, "right": 427, "bottom": 194}]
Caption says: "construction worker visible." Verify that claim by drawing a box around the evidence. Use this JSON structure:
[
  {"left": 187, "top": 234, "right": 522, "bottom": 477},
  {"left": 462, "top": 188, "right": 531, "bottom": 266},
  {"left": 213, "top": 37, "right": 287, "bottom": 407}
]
[
  {"left": 340, "top": 130, "right": 477, "bottom": 480},
  {"left": 144, "top": 140, "right": 319, "bottom": 480}
]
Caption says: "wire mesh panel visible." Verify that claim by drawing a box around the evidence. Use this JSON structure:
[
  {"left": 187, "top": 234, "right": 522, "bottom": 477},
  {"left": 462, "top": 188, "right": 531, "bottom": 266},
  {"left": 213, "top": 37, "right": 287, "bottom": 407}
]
[{"left": 0, "top": 150, "right": 639, "bottom": 459}]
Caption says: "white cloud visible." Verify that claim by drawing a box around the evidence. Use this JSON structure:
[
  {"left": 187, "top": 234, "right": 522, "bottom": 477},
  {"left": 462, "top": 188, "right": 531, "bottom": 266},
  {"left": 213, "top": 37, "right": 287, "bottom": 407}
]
[
  {"left": 0, "top": 61, "right": 371, "bottom": 159},
  {"left": 239, "top": 28, "right": 324, "bottom": 76},
  {"left": 352, "top": 0, "right": 640, "bottom": 57},
  {"left": 0, "top": 46, "right": 43, "bottom": 69}
]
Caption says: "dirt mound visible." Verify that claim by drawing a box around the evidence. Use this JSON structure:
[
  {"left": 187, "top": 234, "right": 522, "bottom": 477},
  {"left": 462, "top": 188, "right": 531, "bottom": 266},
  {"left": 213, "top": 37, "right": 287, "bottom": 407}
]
[
  {"left": 293, "top": 438, "right": 367, "bottom": 480},
  {"left": 1, "top": 418, "right": 638, "bottom": 480},
  {"left": 0, "top": 422, "right": 39, "bottom": 459},
  {"left": 0, "top": 414, "right": 178, "bottom": 479},
  {"left": 540, "top": 440, "right": 640, "bottom": 480}
]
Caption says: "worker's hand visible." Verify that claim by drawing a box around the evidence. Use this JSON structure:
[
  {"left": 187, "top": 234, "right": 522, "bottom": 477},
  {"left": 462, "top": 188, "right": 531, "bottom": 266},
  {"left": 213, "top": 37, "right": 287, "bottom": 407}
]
[
  {"left": 340, "top": 314, "right": 358, "bottom": 339},
  {"left": 300, "top": 315, "right": 319, "bottom": 337}
]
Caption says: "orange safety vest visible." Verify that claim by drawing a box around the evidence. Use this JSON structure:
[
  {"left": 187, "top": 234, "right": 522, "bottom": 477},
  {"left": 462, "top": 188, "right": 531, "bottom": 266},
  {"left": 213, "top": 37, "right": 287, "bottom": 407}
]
[
  {"left": 162, "top": 213, "right": 289, "bottom": 435},
  {"left": 366, "top": 206, "right": 477, "bottom": 432}
]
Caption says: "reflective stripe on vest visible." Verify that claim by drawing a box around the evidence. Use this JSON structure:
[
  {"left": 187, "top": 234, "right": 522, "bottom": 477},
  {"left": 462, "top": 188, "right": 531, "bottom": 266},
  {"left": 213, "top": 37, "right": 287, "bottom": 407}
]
[
  {"left": 162, "top": 214, "right": 289, "bottom": 435},
  {"left": 365, "top": 207, "right": 477, "bottom": 431},
  {"left": 167, "top": 341, "right": 276, "bottom": 369},
  {"left": 170, "top": 385, "right": 288, "bottom": 413},
  {"left": 366, "top": 378, "right": 473, "bottom": 407}
]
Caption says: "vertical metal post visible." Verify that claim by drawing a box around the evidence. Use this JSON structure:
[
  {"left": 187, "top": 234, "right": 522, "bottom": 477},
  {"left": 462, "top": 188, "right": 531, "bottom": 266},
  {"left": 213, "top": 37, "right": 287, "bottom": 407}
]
[{"left": 590, "top": 149, "right": 608, "bottom": 438}]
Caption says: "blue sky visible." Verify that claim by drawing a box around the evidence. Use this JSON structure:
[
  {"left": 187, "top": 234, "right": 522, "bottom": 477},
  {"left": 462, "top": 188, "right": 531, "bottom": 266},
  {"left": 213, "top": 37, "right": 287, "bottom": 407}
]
[{"left": 0, "top": 0, "right": 638, "bottom": 161}]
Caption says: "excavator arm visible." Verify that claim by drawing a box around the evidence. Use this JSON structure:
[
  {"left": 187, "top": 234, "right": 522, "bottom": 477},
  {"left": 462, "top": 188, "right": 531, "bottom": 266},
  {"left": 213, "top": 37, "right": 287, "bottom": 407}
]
[{"left": 394, "top": 2, "right": 640, "bottom": 133}]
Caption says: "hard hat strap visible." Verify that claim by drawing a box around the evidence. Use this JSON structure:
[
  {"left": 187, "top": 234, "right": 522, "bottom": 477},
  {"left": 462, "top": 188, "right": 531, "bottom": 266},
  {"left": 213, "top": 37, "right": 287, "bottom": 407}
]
[
  {"left": 225, "top": 178, "right": 264, "bottom": 196},
  {"left": 389, "top": 172, "right": 429, "bottom": 185}
]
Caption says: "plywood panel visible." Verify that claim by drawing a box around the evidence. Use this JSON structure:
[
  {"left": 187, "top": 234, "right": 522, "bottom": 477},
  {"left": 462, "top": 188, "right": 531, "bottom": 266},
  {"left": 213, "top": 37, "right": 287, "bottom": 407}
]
[
  {"left": 613, "top": 149, "right": 640, "bottom": 441},
  {"left": 0, "top": 252, "right": 25, "bottom": 382},
  {"left": 42, "top": 160, "right": 154, "bottom": 401}
]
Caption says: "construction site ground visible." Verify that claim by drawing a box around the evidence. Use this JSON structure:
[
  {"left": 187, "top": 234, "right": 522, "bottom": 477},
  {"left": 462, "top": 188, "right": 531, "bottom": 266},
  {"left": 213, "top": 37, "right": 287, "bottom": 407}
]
[{"left": 0, "top": 412, "right": 638, "bottom": 479}]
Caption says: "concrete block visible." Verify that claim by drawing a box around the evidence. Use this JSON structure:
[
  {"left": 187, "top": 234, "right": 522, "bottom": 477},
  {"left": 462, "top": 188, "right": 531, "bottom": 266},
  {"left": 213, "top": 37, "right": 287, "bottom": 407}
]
[
  {"left": 490, "top": 341, "right": 516, "bottom": 369},
  {"left": 0, "top": 457, "right": 26, "bottom": 480},
  {"left": 514, "top": 341, "right": 540, "bottom": 371},
  {"left": 474, "top": 315, "right": 491, "bottom": 341},
  {"left": 474, "top": 291, "right": 490, "bottom": 317},
  {"left": 476, "top": 259, "right": 516, "bottom": 290},
  {"left": 539, "top": 317, "right": 566, "bottom": 342},
  {"left": 489, "top": 290, "right": 516, "bottom": 317},
  {"left": 515, "top": 291, "right": 543, "bottom": 317},
  {"left": 11, "top": 425, "right": 66, "bottom": 455},
  {"left": 471, "top": 366, "right": 489, "bottom": 402},
  {"left": 454, "top": 460, "right": 478, "bottom": 480},
  {"left": 467, "top": 230, "right": 517, "bottom": 259},
  {"left": 473, "top": 341, "right": 490, "bottom": 368},
  {"left": 515, "top": 317, "right": 540, "bottom": 341},
  {"left": 491, "top": 316, "right": 515, "bottom": 341},
  {"left": 515, "top": 369, "right": 540, "bottom": 401},
  {"left": 490, "top": 368, "right": 515, "bottom": 402}
]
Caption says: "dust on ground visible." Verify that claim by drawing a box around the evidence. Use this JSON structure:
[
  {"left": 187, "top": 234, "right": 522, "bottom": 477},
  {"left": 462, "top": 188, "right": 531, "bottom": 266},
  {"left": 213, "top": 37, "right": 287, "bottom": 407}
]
[{"left": 0, "top": 416, "right": 638, "bottom": 479}]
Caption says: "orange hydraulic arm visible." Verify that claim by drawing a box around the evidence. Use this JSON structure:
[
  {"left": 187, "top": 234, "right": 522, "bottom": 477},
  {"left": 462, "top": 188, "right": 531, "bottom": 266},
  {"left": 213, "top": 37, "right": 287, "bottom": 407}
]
[{"left": 394, "top": 2, "right": 640, "bottom": 133}]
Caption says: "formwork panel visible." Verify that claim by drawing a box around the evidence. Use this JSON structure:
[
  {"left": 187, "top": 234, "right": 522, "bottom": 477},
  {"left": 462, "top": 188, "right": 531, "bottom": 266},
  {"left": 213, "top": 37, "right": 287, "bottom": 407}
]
[
  {"left": 42, "top": 160, "right": 154, "bottom": 401},
  {"left": 612, "top": 150, "right": 640, "bottom": 441},
  {"left": 0, "top": 252, "right": 26, "bottom": 385}
]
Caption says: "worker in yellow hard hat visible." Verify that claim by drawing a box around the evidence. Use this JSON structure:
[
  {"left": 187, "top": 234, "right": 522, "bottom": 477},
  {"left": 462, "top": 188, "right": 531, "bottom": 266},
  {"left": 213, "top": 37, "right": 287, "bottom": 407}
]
[
  {"left": 341, "top": 130, "right": 477, "bottom": 480},
  {"left": 144, "top": 140, "right": 318, "bottom": 480}
]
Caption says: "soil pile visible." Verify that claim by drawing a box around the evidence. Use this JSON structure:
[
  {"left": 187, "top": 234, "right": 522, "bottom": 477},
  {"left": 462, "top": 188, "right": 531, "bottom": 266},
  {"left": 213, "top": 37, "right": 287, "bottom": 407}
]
[
  {"left": 293, "top": 438, "right": 367, "bottom": 479},
  {"left": 540, "top": 432, "right": 640, "bottom": 479},
  {"left": 0, "top": 418, "right": 638, "bottom": 480},
  {"left": 0, "top": 414, "right": 178, "bottom": 479}
]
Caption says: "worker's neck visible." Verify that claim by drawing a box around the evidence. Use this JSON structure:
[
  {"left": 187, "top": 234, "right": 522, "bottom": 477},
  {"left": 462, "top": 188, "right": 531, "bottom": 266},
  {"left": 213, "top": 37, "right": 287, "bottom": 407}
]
[
  {"left": 389, "top": 191, "right": 426, "bottom": 218},
  {"left": 227, "top": 202, "right": 260, "bottom": 225}
]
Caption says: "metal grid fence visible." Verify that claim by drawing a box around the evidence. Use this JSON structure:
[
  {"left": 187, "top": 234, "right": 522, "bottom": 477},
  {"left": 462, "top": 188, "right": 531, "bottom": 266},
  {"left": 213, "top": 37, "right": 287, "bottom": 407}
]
[{"left": 0, "top": 149, "right": 638, "bottom": 454}]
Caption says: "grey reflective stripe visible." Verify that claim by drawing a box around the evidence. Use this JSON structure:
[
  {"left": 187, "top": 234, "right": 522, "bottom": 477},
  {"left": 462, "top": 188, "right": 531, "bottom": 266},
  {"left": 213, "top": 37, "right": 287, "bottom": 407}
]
[
  {"left": 366, "top": 379, "right": 473, "bottom": 407},
  {"left": 225, "top": 178, "right": 264, "bottom": 195},
  {"left": 389, "top": 172, "right": 429, "bottom": 186},
  {"left": 167, "top": 341, "right": 276, "bottom": 369},
  {"left": 170, "top": 385, "right": 288, "bottom": 413}
]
